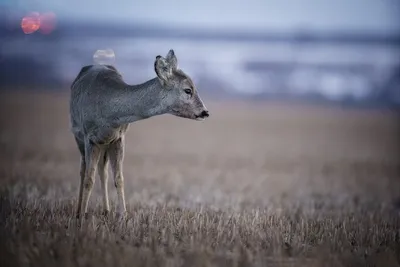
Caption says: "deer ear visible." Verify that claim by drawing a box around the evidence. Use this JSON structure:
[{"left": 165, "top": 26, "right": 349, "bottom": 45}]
[
  {"left": 166, "top": 49, "right": 178, "bottom": 70},
  {"left": 154, "top": 55, "right": 173, "bottom": 85}
]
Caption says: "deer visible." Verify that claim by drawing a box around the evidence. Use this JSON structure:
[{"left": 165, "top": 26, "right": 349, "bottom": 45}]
[{"left": 70, "top": 49, "right": 209, "bottom": 219}]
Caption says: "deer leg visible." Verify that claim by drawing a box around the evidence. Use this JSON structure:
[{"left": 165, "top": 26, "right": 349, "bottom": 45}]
[
  {"left": 98, "top": 150, "right": 110, "bottom": 215},
  {"left": 74, "top": 137, "right": 86, "bottom": 219},
  {"left": 109, "top": 137, "right": 127, "bottom": 217},
  {"left": 80, "top": 140, "right": 101, "bottom": 218},
  {"left": 76, "top": 157, "right": 86, "bottom": 218}
]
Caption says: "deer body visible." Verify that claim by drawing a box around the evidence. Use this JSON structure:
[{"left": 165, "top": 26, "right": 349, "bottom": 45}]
[{"left": 70, "top": 50, "right": 209, "bottom": 218}]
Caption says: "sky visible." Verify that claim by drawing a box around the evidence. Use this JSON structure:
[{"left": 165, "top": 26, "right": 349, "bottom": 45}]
[{"left": 4, "top": 0, "right": 400, "bottom": 34}]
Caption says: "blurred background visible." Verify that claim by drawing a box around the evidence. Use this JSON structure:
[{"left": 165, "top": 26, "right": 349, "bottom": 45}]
[{"left": 1, "top": 0, "right": 399, "bottom": 108}]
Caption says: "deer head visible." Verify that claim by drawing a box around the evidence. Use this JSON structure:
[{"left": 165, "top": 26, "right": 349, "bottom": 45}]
[{"left": 154, "top": 49, "right": 209, "bottom": 121}]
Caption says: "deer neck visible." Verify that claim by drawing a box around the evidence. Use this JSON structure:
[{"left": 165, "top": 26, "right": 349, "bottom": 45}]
[{"left": 110, "top": 77, "right": 170, "bottom": 126}]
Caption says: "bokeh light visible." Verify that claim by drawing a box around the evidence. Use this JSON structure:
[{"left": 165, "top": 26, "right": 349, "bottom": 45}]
[
  {"left": 39, "top": 12, "right": 57, "bottom": 34},
  {"left": 93, "top": 49, "right": 116, "bottom": 65},
  {"left": 20, "top": 11, "right": 57, "bottom": 35},
  {"left": 20, "top": 12, "right": 40, "bottom": 34}
]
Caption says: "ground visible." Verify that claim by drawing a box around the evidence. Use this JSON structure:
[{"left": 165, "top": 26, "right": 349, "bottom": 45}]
[{"left": 0, "top": 91, "right": 399, "bottom": 267}]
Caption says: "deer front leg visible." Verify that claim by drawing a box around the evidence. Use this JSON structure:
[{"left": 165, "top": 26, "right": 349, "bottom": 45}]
[
  {"left": 109, "top": 138, "right": 126, "bottom": 217},
  {"left": 79, "top": 140, "right": 101, "bottom": 218},
  {"left": 98, "top": 150, "right": 110, "bottom": 215}
]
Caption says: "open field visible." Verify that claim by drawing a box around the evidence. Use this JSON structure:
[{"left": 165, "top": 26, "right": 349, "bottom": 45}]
[{"left": 0, "top": 91, "right": 399, "bottom": 267}]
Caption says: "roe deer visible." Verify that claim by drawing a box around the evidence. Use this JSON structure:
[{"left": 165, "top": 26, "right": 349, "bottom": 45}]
[{"left": 70, "top": 49, "right": 209, "bottom": 219}]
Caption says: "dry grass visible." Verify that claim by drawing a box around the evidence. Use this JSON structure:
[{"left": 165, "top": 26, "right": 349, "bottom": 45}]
[{"left": 0, "top": 91, "right": 399, "bottom": 267}]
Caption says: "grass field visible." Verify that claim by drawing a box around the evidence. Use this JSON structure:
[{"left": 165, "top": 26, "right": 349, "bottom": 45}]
[{"left": 0, "top": 91, "right": 399, "bottom": 267}]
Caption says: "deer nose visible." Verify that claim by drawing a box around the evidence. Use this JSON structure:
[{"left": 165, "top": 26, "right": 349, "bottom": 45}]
[{"left": 201, "top": 110, "right": 209, "bottom": 118}]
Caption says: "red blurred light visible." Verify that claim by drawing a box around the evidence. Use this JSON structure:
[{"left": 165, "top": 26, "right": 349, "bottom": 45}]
[
  {"left": 20, "top": 11, "right": 57, "bottom": 35},
  {"left": 39, "top": 12, "right": 57, "bottom": 34},
  {"left": 21, "top": 12, "right": 40, "bottom": 34}
]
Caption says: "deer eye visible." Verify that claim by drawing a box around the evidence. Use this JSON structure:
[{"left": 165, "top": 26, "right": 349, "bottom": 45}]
[{"left": 184, "top": 88, "right": 192, "bottom": 95}]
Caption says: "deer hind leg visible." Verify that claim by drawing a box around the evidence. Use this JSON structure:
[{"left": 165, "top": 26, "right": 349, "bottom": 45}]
[
  {"left": 76, "top": 158, "right": 86, "bottom": 218},
  {"left": 109, "top": 137, "right": 127, "bottom": 217},
  {"left": 98, "top": 150, "right": 110, "bottom": 215},
  {"left": 79, "top": 140, "right": 101, "bottom": 218},
  {"left": 75, "top": 137, "right": 86, "bottom": 219}
]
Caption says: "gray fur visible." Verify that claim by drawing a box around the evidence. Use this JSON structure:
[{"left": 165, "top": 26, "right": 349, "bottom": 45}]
[{"left": 70, "top": 49, "right": 209, "bottom": 218}]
